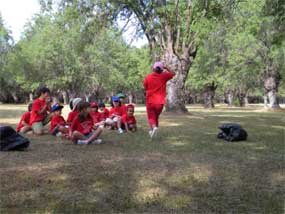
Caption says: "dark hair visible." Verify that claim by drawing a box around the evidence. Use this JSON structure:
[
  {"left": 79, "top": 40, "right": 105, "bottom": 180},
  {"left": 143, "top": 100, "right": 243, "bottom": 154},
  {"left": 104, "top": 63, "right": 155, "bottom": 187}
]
[
  {"left": 37, "top": 86, "right": 50, "bottom": 97},
  {"left": 98, "top": 102, "right": 105, "bottom": 108},
  {"left": 110, "top": 100, "right": 121, "bottom": 107},
  {"left": 78, "top": 101, "right": 91, "bottom": 122},
  {"left": 154, "top": 67, "right": 163, "bottom": 73},
  {"left": 28, "top": 103, "right": 32, "bottom": 111},
  {"left": 69, "top": 99, "right": 73, "bottom": 110}
]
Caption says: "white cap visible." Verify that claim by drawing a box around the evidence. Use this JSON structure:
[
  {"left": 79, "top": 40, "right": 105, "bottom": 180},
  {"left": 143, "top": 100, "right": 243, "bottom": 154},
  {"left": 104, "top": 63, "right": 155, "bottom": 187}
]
[{"left": 72, "top": 98, "right": 82, "bottom": 111}]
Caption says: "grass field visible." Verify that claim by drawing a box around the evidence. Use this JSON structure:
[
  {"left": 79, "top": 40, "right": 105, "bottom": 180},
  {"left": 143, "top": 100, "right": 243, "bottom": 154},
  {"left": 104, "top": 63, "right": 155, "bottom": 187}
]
[{"left": 0, "top": 104, "right": 284, "bottom": 213}]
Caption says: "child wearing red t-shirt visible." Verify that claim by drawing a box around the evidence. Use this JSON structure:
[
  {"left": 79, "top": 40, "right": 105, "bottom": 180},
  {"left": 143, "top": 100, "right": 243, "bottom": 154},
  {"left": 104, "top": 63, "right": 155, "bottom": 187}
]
[
  {"left": 122, "top": 104, "right": 137, "bottom": 133},
  {"left": 50, "top": 103, "right": 69, "bottom": 137},
  {"left": 16, "top": 103, "right": 32, "bottom": 133},
  {"left": 90, "top": 102, "right": 105, "bottom": 128},
  {"left": 98, "top": 102, "right": 109, "bottom": 122},
  {"left": 143, "top": 61, "right": 175, "bottom": 138},
  {"left": 30, "top": 87, "right": 52, "bottom": 135},
  {"left": 117, "top": 92, "right": 127, "bottom": 115},
  {"left": 71, "top": 101, "right": 103, "bottom": 145},
  {"left": 105, "top": 96, "right": 124, "bottom": 134},
  {"left": 67, "top": 98, "right": 82, "bottom": 125}
]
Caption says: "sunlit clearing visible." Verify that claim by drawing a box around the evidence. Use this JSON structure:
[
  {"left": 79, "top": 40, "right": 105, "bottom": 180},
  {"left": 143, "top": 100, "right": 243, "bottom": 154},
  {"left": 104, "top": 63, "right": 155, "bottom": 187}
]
[
  {"left": 49, "top": 174, "right": 68, "bottom": 182},
  {"left": 192, "top": 166, "right": 212, "bottom": 183},
  {"left": 163, "top": 195, "right": 191, "bottom": 209},
  {"left": 135, "top": 178, "right": 167, "bottom": 202},
  {"left": 271, "top": 172, "right": 285, "bottom": 186},
  {"left": 160, "top": 121, "right": 182, "bottom": 127}
]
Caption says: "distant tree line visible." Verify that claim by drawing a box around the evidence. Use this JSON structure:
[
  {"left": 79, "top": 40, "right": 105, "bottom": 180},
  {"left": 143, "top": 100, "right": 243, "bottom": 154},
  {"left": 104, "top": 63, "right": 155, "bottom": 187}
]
[{"left": 0, "top": 0, "right": 284, "bottom": 109}]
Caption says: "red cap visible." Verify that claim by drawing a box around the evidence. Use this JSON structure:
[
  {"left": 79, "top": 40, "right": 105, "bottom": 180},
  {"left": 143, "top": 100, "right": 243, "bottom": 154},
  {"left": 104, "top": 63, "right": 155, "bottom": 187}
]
[
  {"left": 127, "top": 104, "right": 135, "bottom": 109},
  {"left": 90, "top": 102, "right": 98, "bottom": 108}
]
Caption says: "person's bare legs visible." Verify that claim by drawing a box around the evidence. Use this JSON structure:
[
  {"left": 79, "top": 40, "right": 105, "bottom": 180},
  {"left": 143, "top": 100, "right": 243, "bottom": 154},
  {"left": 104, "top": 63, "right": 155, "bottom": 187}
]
[
  {"left": 72, "top": 131, "right": 85, "bottom": 143},
  {"left": 19, "top": 126, "right": 32, "bottom": 134},
  {"left": 77, "top": 127, "right": 103, "bottom": 144},
  {"left": 85, "top": 128, "right": 103, "bottom": 143},
  {"left": 116, "top": 117, "right": 124, "bottom": 134}
]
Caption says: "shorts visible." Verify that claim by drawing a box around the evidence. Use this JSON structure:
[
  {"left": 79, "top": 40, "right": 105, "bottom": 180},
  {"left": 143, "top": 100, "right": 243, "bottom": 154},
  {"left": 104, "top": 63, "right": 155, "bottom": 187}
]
[
  {"left": 76, "top": 132, "right": 93, "bottom": 144},
  {"left": 105, "top": 116, "right": 120, "bottom": 125},
  {"left": 51, "top": 126, "right": 60, "bottom": 136},
  {"left": 32, "top": 122, "right": 44, "bottom": 134},
  {"left": 121, "top": 123, "right": 136, "bottom": 130},
  {"left": 31, "top": 115, "right": 51, "bottom": 134}
]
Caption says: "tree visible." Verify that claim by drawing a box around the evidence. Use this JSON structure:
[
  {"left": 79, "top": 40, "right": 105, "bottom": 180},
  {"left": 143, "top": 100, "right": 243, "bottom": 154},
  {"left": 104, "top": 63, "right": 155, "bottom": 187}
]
[{"left": 110, "top": 0, "right": 236, "bottom": 112}]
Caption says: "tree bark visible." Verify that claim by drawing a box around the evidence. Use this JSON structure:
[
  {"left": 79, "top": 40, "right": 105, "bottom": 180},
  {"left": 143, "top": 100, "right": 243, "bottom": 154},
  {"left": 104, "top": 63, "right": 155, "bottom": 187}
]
[
  {"left": 263, "top": 70, "right": 281, "bottom": 109},
  {"left": 237, "top": 92, "right": 246, "bottom": 107},
  {"left": 163, "top": 51, "right": 192, "bottom": 112},
  {"left": 203, "top": 82, "right": 217, "bottom": 108},
  {"left": 29, "top": 93, "right": 33, "bottom": 102},
  {"left": 128, "top": 92, "right": 134, "bottom": 104},
  {"left": 225, "top": 90, "right": 234, "bottom": 107},
  {"left": 62, "top": 90, "right": 68, "bottom": 105},
  {"left": 266, "top": 90, "right": 279, "bottom": 108}
]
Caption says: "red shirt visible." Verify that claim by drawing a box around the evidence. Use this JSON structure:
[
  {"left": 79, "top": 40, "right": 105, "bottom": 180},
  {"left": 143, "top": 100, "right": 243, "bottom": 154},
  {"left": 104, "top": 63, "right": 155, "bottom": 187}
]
[
  {"left": 50, "top": 115, "right": 66, "bottom": 131},
  {"left": 122, "top": 114, "right": 136, "bottom": 125},
  {"left": 71, "top": 115, "right": 94, "bottom": 135},
  {"left": 30, "top": 98, "right": 49, "bottom": 125},
  {"left": 143, "top": 71, "right": 175, "bottom": 104},
  {"left": 109, "top": 106, "right": 123, "bottom": 117},
  {"left": 120, "top": 104, "right": 127, "bottom": 115},
  {"left": 67, "top": 110, "right": 79, "bottom": 124},
  {"left": 90, "top": 111, "right": 100, "bottom": 123},
  {"left": 16, "top": 111, "right": 31, "bottom": 132},
  {"left": 98, "top": 108, "right": 109, "bottom": 121}
]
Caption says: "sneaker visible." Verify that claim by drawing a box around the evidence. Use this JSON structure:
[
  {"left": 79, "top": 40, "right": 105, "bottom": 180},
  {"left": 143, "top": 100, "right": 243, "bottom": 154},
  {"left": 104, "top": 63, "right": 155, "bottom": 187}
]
[
  {"left": 150, "top": 127, "right": 158, "bottom": 138},
  {"left": 77, "top": 139, "right": 88, "bottom": 145},
  {"left": 93, "top": 139, "right": 103, "bottom": 144},
  {"left": 56, "top": 132, "right": 63, "bottom": 137},
  {"left": 149, "top": 130, "right": 153, "bottom": 137},
  {"left": 118, "top": 128, "right": 124, "bottom": 134}
]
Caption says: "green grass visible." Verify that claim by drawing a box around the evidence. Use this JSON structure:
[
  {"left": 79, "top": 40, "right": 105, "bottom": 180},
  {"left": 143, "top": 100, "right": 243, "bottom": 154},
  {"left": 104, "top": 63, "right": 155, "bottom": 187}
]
[{"left": 0, "top": 104, "right": 284, "bottom": 213}]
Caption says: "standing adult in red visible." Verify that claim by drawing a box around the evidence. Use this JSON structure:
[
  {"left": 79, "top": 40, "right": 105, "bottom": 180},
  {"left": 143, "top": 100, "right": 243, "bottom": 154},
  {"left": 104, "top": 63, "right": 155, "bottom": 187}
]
[
  {"left": 143, "top": 61, "right": 175, "bottom": 138},
  {"left": 29, "top": 87, "right": 52, "bottom": 135}
]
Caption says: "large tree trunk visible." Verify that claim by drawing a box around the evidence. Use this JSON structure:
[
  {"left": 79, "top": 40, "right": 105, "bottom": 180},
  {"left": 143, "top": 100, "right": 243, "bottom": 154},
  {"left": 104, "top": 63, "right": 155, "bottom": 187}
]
[
  {"left": 29, "top": 93, "right": 33, "bottom": 102},
  {"left": 225, "top": 90, "right": 235, "bottom": 107},
  {"left": 266, "top": 90, "right": 279, "bottom": 108},
  {"left": 128, "top": 91, "right": 134, "bottom": 104},
  {"left": 62, "top": 90, "right": 68, "bottom": 105},
  {"left": 203, "top": 82, "right": 217, "bottom": 108},
  {"left": 237, "top": 89, "right": 246, "bottom": 107},
  {"left": 263, "top": 65, "right": 281, "bottom": 109},
  {"left": 163, "top": 51, "right": 192, "bottom": 112},
  {"left": 244, "top": 92, "right": 249, "bottom": 106}
]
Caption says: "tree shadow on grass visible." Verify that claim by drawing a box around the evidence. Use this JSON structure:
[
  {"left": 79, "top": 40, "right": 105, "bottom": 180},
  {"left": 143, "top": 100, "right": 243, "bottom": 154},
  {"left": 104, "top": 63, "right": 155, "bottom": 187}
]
[{"left": 0, "top": 110, "right": 284, "bottom": 213}]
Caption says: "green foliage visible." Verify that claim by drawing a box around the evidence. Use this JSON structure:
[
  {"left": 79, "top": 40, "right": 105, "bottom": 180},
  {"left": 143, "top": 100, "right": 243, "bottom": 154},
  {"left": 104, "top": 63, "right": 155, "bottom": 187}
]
[
  {"left": 1, "top": 0, "right": 284, "bottom": 103},
  {"left": 188, "top": 0, "right": 285, "bottom": 100}
]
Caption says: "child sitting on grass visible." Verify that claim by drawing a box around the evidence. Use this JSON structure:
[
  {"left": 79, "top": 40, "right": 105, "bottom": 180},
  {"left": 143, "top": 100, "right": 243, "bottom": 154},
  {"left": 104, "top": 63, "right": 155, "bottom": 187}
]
[
  {"left": 105, "top": 96, "right": 124, "bottom": 134},
  {"left": 121, "top": 104, "right": 137, "bottom": 133},
  {"left": 67, "top": 98, "right": 82, "bottom": 125},
  {"left": 98, "top": 102, "right": 109, "bottom": 122},
  {"left": 50, "top": 103, "right": 69, "bottom": 137},
  {"left": 16, "top": 103, "right": 32, "bottom": 133},
  {"left": 29, "top": 86, "right": 52, "bottom": 135},
  {"left": 90, "top": 102, "right": 105, "bottom": 128},
  {"left": 90, "top": 102, "right": 100, "bottom": 123},
  {"left": 71, "top": 101, "right": 103, "bottom": 145},
  {"left": 117, "top": 92, "right": 127, "bottom": 115}
]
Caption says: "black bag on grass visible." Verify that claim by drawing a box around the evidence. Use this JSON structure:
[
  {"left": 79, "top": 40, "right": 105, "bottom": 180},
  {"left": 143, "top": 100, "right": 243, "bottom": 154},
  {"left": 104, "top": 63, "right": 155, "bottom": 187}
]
[
  {"left": 217, "top": 123, "right": 247, "bottom": 142},
  {"left": 0, "top": 126, "right": 30, "bottom": 151}
]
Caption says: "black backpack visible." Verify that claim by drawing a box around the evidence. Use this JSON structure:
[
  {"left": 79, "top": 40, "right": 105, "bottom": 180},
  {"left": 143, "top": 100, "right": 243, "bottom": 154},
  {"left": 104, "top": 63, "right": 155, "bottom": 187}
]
[
  {"left": 217, "top": 123, "right": 248, "bottom": 142},
  {"left": 0, "top": 126, "right": 30, "bottom": 151}
]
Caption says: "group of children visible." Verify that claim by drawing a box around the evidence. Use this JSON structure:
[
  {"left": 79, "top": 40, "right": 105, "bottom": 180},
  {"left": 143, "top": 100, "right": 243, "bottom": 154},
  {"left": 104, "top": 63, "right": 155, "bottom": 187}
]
[
  {"left": 17, "top": 61, "right": 175, "bottom": 143},
  {"left": 16, "top": 87, "right": 137, "bottom": 145}
]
